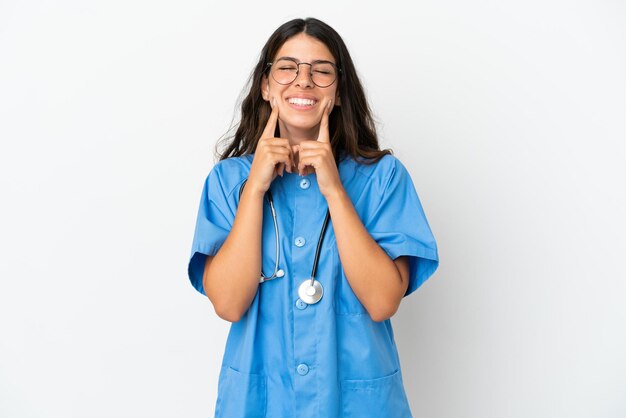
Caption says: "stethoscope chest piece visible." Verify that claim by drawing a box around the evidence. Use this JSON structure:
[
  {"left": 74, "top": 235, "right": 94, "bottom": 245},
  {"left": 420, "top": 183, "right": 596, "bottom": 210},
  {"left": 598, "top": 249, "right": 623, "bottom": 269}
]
[{"left": 298, "top": 278, "right": 323, "bottom": 304}]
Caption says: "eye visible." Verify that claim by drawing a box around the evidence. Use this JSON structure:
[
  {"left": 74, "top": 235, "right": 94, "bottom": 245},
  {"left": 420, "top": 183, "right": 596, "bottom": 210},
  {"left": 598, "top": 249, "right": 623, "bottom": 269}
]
[{"left": 312, "top": 64, "right": 335, "bottom": 75}]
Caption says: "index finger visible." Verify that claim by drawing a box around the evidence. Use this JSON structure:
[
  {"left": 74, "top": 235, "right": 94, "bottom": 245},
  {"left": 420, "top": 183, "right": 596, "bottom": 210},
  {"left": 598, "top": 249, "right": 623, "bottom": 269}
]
[
  {"left": 262, "top": 98, "right": 279, "bottom": 139},
  {"left": 316, "top": 98, "right": 332, "bottom": 143}
]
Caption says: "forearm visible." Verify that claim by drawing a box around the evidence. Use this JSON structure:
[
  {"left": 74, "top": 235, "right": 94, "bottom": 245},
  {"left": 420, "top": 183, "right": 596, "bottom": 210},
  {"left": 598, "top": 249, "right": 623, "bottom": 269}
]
[
  {"left": 325, "top": 186, "right": 404, "bottom": 321},
  {"left": 203, "top": 185, "right": 264, "bottom": 322}
]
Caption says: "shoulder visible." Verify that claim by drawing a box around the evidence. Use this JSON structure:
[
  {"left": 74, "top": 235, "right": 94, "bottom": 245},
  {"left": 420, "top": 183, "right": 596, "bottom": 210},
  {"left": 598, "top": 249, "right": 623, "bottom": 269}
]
[
  {"left": 340, "top": 153, "right": 409, "bottom": 194},
  {"left": 204, "top": 154, "right": 254, "bottom": 198}
]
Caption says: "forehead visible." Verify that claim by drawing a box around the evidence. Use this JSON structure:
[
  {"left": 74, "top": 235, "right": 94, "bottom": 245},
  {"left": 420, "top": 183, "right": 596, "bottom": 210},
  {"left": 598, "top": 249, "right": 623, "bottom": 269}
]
[{"left": 274, "top": 33, "right": 335, "bottom": 63}]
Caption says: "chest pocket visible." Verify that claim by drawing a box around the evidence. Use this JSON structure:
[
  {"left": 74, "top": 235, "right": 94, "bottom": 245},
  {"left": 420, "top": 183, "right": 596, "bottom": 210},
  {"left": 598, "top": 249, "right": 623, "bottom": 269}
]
[{"left": 332, "top": 243, "right": 368, "bottom": 316}]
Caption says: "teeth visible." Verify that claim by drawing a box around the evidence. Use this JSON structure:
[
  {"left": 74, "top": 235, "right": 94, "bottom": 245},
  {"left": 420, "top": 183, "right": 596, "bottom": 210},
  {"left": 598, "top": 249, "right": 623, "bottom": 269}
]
[{"left": 288, "top": 97, "right": 316, "bottom": 106}]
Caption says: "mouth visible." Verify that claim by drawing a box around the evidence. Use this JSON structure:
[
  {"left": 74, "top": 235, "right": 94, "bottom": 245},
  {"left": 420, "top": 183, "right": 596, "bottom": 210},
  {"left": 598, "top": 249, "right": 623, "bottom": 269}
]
[{"left": 285, "top": 96, "right": 318, "bottom": 110}]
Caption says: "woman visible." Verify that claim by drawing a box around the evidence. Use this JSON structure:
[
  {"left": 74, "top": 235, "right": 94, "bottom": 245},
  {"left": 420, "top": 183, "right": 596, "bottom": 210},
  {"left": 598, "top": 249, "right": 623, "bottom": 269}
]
[{"left": 188, "top": 17, "right": 439, "bottom": 418}]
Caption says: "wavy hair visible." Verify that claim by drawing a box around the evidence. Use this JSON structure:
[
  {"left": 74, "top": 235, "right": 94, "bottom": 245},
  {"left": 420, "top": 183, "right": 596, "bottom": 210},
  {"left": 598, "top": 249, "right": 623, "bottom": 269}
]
[{"left": 215, "top": 17, "right": 392, "bottom": 165}]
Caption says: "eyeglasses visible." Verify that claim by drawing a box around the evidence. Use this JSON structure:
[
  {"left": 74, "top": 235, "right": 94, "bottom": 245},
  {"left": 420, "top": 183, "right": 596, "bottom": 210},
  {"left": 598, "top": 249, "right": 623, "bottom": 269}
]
[{"left": 266, "top": 57, "right": 341, "bottom": 88}]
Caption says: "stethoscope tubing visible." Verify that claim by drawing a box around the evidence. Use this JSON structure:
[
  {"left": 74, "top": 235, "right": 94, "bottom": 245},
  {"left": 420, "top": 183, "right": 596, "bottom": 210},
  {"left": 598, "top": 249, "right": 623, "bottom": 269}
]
[{"left": 238, "top": 178, "right": 330, "bottom": 287}]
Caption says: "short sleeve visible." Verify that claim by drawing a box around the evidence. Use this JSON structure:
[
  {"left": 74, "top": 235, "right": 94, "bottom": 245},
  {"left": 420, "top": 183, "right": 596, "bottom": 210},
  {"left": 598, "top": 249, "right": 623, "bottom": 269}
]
[
  {"left": 187, "top": 166, "right": 235, "bottom": 296},
  {"left": 365, "top": 158, "right": 439, "bottom": 297}
]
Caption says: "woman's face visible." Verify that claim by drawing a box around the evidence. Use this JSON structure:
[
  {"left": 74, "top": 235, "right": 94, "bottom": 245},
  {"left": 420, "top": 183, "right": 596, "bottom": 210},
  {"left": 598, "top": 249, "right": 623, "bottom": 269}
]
[{"left": 261, "top": 33, "right": 340, "bottom": 136}]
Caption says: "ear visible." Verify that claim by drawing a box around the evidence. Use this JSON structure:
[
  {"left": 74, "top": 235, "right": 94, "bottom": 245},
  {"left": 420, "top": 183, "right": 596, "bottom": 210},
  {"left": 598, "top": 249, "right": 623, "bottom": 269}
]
[{"left": 261, "top": 75, "right": 270, "bottom": 102}]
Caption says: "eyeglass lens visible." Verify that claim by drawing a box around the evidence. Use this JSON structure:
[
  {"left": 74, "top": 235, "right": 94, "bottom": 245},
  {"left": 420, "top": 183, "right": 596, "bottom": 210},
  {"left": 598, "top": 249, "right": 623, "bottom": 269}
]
[{"left": 270, "top": 58, "right": 337, "bottom": 88}]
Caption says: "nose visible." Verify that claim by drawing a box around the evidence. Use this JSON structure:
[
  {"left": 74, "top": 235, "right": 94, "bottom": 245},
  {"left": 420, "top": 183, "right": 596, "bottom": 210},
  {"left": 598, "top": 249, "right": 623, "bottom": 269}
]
[{"left": 294, "top": 63, "right": 314, "bottom": 88}]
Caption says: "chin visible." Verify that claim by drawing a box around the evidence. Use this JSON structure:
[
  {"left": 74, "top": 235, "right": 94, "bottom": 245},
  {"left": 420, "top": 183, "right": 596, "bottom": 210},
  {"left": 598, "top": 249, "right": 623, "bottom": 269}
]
[
  {"left": 282, "top": 114, "right": 322, "bottom": 130},
  {"left": 292, "top": 122, "right": 318, "bottom": 131}
]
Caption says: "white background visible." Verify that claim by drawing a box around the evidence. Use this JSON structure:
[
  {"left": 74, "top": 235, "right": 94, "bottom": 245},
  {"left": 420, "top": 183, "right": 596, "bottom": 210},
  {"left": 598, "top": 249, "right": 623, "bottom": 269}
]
[{"left": 1, "top": 1, "right": 625, "bottom": 417}]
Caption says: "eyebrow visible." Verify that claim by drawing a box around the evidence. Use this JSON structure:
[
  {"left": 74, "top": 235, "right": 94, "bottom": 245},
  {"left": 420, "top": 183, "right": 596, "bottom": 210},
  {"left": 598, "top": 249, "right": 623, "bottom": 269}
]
[{"left": 276, "top": 56, "right": 336, "bottom": 65}]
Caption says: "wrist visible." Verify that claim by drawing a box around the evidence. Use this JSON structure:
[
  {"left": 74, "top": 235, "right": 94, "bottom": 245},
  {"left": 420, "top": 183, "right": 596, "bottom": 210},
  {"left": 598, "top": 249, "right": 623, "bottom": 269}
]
[
  {"left": 241, "top": 180, "right": 267, "bottom": 200},
  {"left": 324, "top": 183, "right": 348, "bottom": 205}
]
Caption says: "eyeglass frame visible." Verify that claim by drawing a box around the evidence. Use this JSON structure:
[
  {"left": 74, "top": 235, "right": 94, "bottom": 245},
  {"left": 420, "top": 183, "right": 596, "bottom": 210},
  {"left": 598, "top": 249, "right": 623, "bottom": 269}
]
[{"left": 265, "top": 58, "right": 342, "bottom": 88}]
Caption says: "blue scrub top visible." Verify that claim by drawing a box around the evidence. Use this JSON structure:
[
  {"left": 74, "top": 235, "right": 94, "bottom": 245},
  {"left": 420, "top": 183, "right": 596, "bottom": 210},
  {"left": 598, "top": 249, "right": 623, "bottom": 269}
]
[{"left": 188, "top": 151, "right": 439, "bottom": 418}]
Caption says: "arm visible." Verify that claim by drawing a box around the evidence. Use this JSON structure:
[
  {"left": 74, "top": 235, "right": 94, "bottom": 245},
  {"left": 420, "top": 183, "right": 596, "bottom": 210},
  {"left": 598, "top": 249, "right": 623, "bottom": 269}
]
[
  {"left": 202, "top": 184, "right": 265, "bottom": 322},
  {"left": 294, "top": 101, "right": 407, "bottom": 320},
  {"left": 203, "top": 98, "right": 296, "bottom": 322},
  {"left": 325, "top": 186, "right": 410, "bottom": 322}
]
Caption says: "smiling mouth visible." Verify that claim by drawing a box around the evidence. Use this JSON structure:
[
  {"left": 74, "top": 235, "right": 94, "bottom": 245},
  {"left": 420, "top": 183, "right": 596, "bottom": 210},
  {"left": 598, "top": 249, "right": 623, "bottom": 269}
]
[{"left": 286, "top": 97, "right": 318, "bottom": 108}]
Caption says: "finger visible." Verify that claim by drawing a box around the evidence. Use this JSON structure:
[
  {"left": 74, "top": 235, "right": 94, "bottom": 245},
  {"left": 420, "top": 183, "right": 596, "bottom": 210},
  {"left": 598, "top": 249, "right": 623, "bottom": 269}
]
[
  {"left": 298, "top": 155, "right": 313, "bottom": 177},
  {"left": 299, "top": 163, "right": 315, "bottom": 177},
  {"left": 297, "top": 148, "right": 310, "bottom": 174},
  {"left": 317, "top": 98, "right": 332, "bottom": 143},
  {"left": 275, "top": 161, "right": 286, "bottom": 177},
  {"left": 276, "top": 150, "right": 284, "bottom": 177},
  {"left": 262, "top": 97, "right": 279, "bottom": 139},
  {"left": 266, "top": 143, "right": 294, "bottom": 172},
  {"left": 281, "top": 144, "right": 294, "bottom": 174},
  {"left": 317, "top": 99, "right": 333, "bottom": 142},
  {"left": 278, "top": 150, "right": 294, "bottom": 176},
  {"left": 284, "top": 150, "right": 293, "bottom": 174}
]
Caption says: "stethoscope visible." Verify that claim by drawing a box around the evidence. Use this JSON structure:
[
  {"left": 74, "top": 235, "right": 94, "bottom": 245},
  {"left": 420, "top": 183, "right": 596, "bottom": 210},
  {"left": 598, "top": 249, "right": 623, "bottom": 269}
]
[{"left": 239, "top": 178, "right": 330, "bottom": 304}]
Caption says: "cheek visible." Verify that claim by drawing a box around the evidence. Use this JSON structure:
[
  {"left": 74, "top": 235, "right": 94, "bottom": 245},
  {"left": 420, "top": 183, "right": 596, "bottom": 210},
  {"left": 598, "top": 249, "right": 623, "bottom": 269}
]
[
  {"left": 267, "top": 79, "right": 285, "bottom": 93},
  {"left": 328, "top": 88, "right": 339, "bottom": 104},
  {"left": 267, "top": 85, "right": 288, "bottom": 103}
]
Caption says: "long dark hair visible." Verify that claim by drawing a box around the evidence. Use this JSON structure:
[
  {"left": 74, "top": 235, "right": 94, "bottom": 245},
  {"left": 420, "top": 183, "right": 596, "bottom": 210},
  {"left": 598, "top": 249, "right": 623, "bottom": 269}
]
[{"left": 215, "top": 17, "right": 392, "bottom": 165}]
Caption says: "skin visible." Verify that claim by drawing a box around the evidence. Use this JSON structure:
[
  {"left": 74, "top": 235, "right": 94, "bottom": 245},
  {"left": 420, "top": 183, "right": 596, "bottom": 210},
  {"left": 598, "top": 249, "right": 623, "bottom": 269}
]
[{"left": 204, "top": 33, "right": 410, "bottom": 322}]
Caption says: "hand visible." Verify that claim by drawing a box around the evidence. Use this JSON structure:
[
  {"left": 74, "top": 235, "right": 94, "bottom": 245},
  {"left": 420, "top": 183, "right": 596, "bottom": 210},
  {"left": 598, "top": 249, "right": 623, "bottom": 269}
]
[
  {"left": 247, "top": 98, "right": 295, "bottom": 195},
  {"left": 294, "top": 98, "right": 343, "bottom": 197}
]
